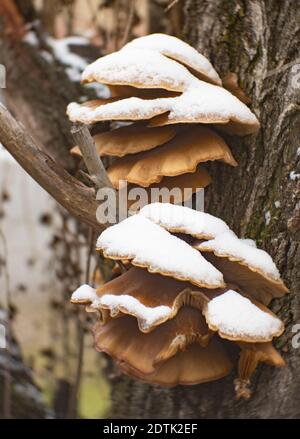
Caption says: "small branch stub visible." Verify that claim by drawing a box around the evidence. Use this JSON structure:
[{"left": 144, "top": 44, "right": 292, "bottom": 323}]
[{"left": 71, "top": 123, "right": 113, "bottom": 191}]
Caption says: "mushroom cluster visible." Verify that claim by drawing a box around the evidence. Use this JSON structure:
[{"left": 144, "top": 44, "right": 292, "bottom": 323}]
[
  {"left": 67, "top": 34, "right": 260, "bottom": 204},
  {"left": 71, "top": 203, "right": 288, "bottom": 398}
]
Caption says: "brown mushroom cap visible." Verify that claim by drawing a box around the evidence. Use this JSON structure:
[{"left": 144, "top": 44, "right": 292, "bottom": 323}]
[
  {"left": 71, "top": 124, "right": 178, "bottom": 158},
  {"left": 108, "top": 85, "right": 180, "bottom": 99},
  {"left": 93, "top": 307, "right": 213, "bottom": 376},
  {"left": 127, "top": 167, "right": 212, "bottom": 209},
  {"left": 107, "top": 126, "right": 236, "bottom": 188},
  {"left": 118, "top": 338, "right": 233, "bottom": 387},
  {"left": 92, "top": 267, "right": 216, "bottom": 331}
]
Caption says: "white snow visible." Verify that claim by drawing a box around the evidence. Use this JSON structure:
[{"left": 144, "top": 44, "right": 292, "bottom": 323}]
[
  {"left": 67, "top": 97, "right": 169, "bottom": 123},
  {"left": 71, "top": 284, "right": 97, "bottom": 302},
  {"left": 81, "top": 48, "right": 198, "bottom": 91},
  {"left": 297, "top": 147, "right": 300, "bottom": 157},
  {"left": 197, "top": 231, "right": 281, "bottom": 281},
  {"left": 68, "top": 79, "right": 259, "bottom": 131},
  {"left": 123, "top": 33, "right": 221, "bottom": 85},
  {"left": 240, "top": 238, "right": 257, "bottom": 248},
  {"left": 139, "top": 203, "right": 229, "bottom": 239},
  {"left": 265, "top": 210, "right": 271, "bottom": 225},
  {"left": 0, "top": 144, "right": 14, "bottom": 163},
  {"left": 94, "top": 294, "right": 172, "bottom": 330},
  {"left": 166, "top": 83, "right": 259, "bottom": 129},
  {"left": 274, "top": 200, "right": 281, "bottom": 208},
  {"left": 205, "top": 290, "right": 283, "bottom": 340},
  {"left": 97, "top": 215, "right": 225, "bottom": 288},
  {"left": 23, "top": 31, "right": 39, "bottom": 47},
  {"left": 289, "top": 171, "right": 300, "bottom": 180}
]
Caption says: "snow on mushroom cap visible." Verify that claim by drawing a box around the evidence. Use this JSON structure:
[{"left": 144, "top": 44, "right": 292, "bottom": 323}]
[
  {"left": 81, "top": 48, "right": 199, "bottom": 92},
  {"left": 122, "top": 33, "right": 221, "bottom": 86},
  {"left": 66, "top": 97, "right": 170, "bottom": 123},
  {"left": 96, "top": 215, "right": 225, "bottom": 289},
  {"left": 139, "top": 203, "right": 230, "bottom": 239},
  {"left": 166, "top": 84, "right": 260, "bottom": 130},
  {"left": 94, "top": 294, "right": 172, "bottom": 331},
  {"left": 71, "top": 284, "right": 97, "bottom": 303},
  {"left": 196, "top": 231, "right": 281, "bottom": 281},
  {"left": 205, "top": 290, "right": 284, "bottom": 341}
]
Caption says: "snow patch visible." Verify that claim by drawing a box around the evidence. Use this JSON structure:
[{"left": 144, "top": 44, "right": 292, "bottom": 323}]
[
  {"left": 139, "top": 202, "right": 229, "bottom": 239},
  {"left": 95, "top": 294, "right": 171, "bottom": 330},
  {"left": 97, "top": 215, "right": 225, "bottom": 288},
  {"left": 123, "top": 33, "right": 221, "bottom": 85},
  {"left": 290, "top": 171, "right": 300, "bottom": 181},
  {"left": 206, "top": 290, "right": 283, "bottom": 340},
  {"left": 265, "top": 210, "right": 271, "bottom": 225},
  {"left": 197, "top": 231, "right": 281, "bottom": 281},
  {"left": 274, "top": 200, "right": 281, "bottom": 208},
  {"left": 71, "top": 284, "right": 97, "bottom": 302}
]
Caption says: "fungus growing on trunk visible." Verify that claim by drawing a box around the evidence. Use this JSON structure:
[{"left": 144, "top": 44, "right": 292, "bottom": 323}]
[
  {"left": 71, "top": 204, "right": 288, "bottom": 398},
  {"left": 67, "top": 33, "right": 260, "bottom": 203}
]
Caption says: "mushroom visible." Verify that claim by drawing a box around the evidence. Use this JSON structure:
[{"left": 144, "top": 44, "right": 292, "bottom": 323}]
[
  {"left": 122, "top": 33, "right": 222, "bottom": 86},
  {"left": 70, "top": 204, "right": 287, "bottom": 397},
  {"left": 96, "top": 214, "right": 225, "bottom": 289},
  {"left": 71, "top": 124, "right": 177, "bottom": 158},
  {"left": 92, "top": 306, "right": 216, "bottom": 376},
  {"left": 234, "top": 342, "right": 286, "bottom": 399},
  {"left": 127, "top": 167, "right": 212, "bottom": 209},
  {"left": 118, "top": 339, "right": 233, "bottom": 387},
  {"left": 107, "top": 125, "right": 237, "bottom": 188},
  {"left": 194, "top": 231, "right": 289, "bottom": 305},
  {"left": 202, "top": 290, "right": 284, "bottom": 343},
  {"left": 72, "top": 266, "right": 218, "bottom": 332},
  {"left": 81, "top": 48, "right": 198, "bottom": 92}
]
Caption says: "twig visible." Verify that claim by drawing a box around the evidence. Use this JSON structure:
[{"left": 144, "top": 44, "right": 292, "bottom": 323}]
[
  {"left": 67, "top": 228, "right": 95, "bottom": 419},
  {"left": 120, "top": 0, "right": 135, "bottom": 47},
  {"left": 71, "top": 124, "right": 113, "bottom": 191},
  {"left": 0, "top": 228, "right": 12, "bottom": 419},
  {"left": 0, "top": 104, "right": 111, "bottom": 232},
  {"left": 165, "top": 0, "right": 180, "bottom": 12}
]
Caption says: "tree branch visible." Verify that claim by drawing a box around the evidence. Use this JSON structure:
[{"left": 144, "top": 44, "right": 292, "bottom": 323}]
[{"left": 0, "top": 104, "right": 106, "bottom": 233}]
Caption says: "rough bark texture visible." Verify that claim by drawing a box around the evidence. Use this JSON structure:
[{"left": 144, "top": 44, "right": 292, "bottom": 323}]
[{"left": 109, "top": 0, "right": 300, "bottom": 419}]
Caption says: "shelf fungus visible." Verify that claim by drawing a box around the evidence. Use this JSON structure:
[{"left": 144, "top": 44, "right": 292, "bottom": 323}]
[
  {"left": 67, "top": 33, "right": 260, "bottom": 208},
  {"left": 71, "top": 204, "right": 288, "bottom": 398}
]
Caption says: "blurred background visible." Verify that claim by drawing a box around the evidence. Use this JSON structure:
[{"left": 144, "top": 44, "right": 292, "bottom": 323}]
[{"left": 0, "top": 0, "right": 184, "bottom": 419}]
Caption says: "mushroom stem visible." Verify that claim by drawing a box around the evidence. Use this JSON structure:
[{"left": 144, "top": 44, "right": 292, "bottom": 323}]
[{"left": 234, "top": 349, "right": 260, "bottom": 400}]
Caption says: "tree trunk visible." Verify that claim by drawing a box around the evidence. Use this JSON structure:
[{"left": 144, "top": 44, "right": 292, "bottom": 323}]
[{"left": 109, "top": 0, "right": 300, "bottom": 419}]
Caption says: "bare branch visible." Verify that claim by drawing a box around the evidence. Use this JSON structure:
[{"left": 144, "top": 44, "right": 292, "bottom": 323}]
[{"left": 0, "top": 104, "right": 107, "bottom": 233}]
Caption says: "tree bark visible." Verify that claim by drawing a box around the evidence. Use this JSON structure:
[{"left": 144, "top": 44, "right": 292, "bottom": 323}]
[{"left": 109, "top": 0, "right": 300, "bottom": 419}]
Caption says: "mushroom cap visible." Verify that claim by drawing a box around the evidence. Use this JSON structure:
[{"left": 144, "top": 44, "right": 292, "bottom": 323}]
[
  {"left": 108, "top": 84, "right": 180, "bottom": 99},
  {"left": 127, "top": 167, "right": 212, "bottom": 209},
  {"left": 92, "top": 307, "right": 213, "bottom": 376},
  {"left": 148, "top": 83, "right": 260, "bottom": 135},
  {"left": 87, "top": 267, "right": 215, "bottom": 331},
  {"left": 81, "top": 48, "right": 198, "bottom": 92},
  {"left": 71, "top": 124, "right": 177, "bottom": 158},
  {"left": 238, "top": 341, "right": 286, "bottom": 368},
  {"left": 139, "top": 202, "right": 230, "bottom": 240},
  {"left": 195, "top": 232, "right": 288, "bottom": 305},
  {"left": 202, "top": 290, "right": 284, "bottom": 343},
  {"left": 107, "top": 125, "right": 237, "bottom": 188},
  {"left": 96, "top": 215, "right": 225, "bottom": 289},
  {"left": 118, "top": 339, "right": 233, "bottom": 387},
  {"left": 66, "top": 96, "right": 169, "bottom": 124},
  {"left": 122, "top": 33, "right": 222, "bottom": 86}
]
